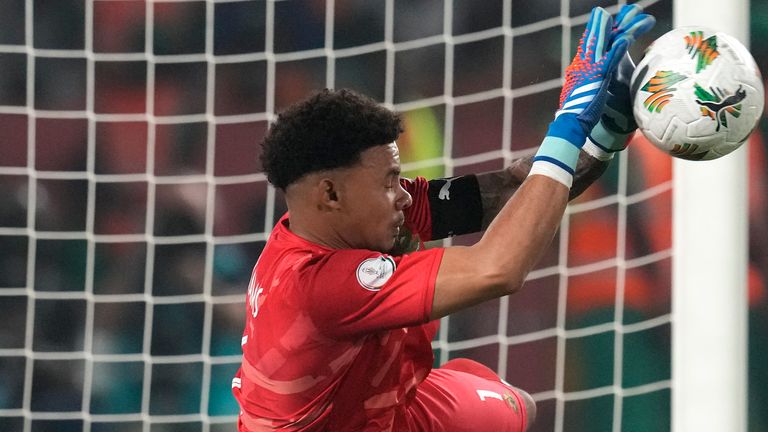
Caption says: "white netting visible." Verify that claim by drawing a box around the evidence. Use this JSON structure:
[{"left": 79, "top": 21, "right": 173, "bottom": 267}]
[{"left": 0, "top": 0, "right": 676, "bottom": 431}]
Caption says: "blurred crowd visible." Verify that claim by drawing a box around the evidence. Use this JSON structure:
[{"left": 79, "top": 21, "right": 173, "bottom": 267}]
[{"left": 0, "top": 1, "right": 766, "bottom": 431}]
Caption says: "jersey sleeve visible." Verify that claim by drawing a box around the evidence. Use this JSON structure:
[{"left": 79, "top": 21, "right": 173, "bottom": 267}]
[
  {"left": 299, "top": 247, "right": 444, "bottom": 339},
  {"left": 402, "top": 175, "right": 484, "bottom": 241},
  {"left": 401, "top": 176, "right": 433, "bottom": 241}
]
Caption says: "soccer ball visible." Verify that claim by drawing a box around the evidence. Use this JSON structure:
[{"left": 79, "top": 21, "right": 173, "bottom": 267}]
[{"left": 630, "top": 27, "right": 764, "bottom": 160}]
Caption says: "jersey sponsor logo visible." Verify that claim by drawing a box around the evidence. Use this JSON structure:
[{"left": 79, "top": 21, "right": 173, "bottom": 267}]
[{"left": 356, "top": 256, "right": 396, "bottom": 291}]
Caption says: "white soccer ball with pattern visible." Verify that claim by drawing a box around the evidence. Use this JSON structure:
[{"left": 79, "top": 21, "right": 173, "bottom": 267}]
[{"left": 630, "top": 27, "right": 764, "bottom": 160}]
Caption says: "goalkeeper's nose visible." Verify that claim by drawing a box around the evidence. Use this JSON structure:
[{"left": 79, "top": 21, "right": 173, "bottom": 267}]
[{"left": 396, "top": 183, "right": 413, "bottom": 210}]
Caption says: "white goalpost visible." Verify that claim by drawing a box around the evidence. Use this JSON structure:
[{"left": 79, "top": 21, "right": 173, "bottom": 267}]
[{"left": 672, "top": 0, "right": 749, "bottom": 431}]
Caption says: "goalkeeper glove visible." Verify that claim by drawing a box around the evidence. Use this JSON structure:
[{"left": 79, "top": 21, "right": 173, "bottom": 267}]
[
  {"left": 530, "top": 5, "right": 655, "bottom": 186},
  {"left": 583, "top": 5, "right": 656, "bottom": 160}
]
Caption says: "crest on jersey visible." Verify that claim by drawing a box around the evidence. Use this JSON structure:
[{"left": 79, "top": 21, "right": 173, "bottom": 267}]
[{"left": 356, "top": 256, "right": 396, "bottom": 291}]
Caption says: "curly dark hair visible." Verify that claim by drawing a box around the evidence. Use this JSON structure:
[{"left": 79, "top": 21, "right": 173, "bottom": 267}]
[{"left": 261, "top": 89, "right": 404, "bottom": 189}]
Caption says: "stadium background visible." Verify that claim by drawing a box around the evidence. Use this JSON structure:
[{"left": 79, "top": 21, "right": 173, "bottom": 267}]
[{"left": 0, "top": 0, "right": 766, "bottom": 431}]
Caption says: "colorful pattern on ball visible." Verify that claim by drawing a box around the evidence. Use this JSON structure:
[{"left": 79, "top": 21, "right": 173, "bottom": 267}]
[
  {"left": 684, "top": 31, "right": 719, "bottom": 73},
  {"left": 670, "top": 143, "right": 708, "bottom": 160},
  {"left": 640, "top": 70, "right": 688, "bottom": 113}
]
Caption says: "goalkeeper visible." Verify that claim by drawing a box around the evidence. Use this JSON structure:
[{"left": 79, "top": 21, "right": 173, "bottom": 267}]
[{"left": 232, "top": 5, "right": 654, "bottom": 431}]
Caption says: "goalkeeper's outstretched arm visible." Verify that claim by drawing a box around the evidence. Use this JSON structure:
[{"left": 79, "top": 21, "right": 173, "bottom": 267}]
[
  {"left": 428, "top": 5, "right": 654, "bottom": 319},
  {"left": 426, "top": 47, "right": 641, "bottom": 239},
  {"left": 475, "top": 152, "right": 608, "bottom": 230}
]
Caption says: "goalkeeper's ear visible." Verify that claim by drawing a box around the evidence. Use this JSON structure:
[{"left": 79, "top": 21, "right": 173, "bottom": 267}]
[
  {"left": 286, "top": 174, "right": 343, "bottom": 212},
  {"left": 319, "top": 178, "right": 341, "bottom": 210}
]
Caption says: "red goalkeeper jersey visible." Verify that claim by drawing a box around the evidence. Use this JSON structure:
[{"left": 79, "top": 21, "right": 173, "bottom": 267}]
[{"left": 232, "top": 177, "right": 444, "bottom": 431}]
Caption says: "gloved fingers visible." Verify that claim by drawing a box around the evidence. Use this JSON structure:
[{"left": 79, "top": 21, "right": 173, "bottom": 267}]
[
  {"left": 604, "top": 37, "right": 630, "bottom": 75},
  {"left": 582, "top": 7, "right": 613, "bottom": 61},
  {"left": 607, "top": 53, "right": 636, "bottom": 100},
  {"left": 610, "top": 52, "right": 636, "bottom": 91},
  {"left": 615, "top": 12, "right": 656, "bottom": 45},
  {"left": 613, "top": 4, "right": 642, "bottom": 31},
  {"left": 616, "top": 52, "right": 636, "bottom": 79}
]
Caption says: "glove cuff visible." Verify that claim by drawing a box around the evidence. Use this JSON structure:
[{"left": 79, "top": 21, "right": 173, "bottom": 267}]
[
  {"left": 546, "top": 115, "right": 589, "bottom": 148},
  {"left": 530, "top": 135, "right": 581, "bottom": 187},
  {"left": 529, "top": 161, "right": 573, "bottom": 188},
  {"left": 582, "top": 138, "right": 615, "bottom": 161},
  {"left": 583, "top": 122, "right": 634, "bottom": 160}
]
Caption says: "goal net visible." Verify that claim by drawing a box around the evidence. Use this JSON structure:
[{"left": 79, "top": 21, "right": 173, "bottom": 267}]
[{"left": 0, "top": 0, "right": 685, "bottom": 431}]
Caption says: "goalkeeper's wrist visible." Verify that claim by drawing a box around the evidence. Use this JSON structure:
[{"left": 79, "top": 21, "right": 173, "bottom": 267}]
[{"left": 529, "top": 135, "right": 581, "bottom": 188}]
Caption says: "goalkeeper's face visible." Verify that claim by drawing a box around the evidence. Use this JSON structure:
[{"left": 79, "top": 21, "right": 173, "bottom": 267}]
[{"left": 335, "top": 142, "right": 413, "bottom": 253}]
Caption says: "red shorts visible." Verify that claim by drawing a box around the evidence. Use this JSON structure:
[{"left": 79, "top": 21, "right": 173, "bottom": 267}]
[{"left": 407, "top": 359, "right": 529, "bottom": 432}]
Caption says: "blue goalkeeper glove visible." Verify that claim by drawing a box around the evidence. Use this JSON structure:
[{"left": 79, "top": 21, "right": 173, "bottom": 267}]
[
  {"left": 531, "top": 5, "right": 655, "bottom": 186},
  {"left": 583, "top": 5, "right": 656, "bottom": 160}
]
